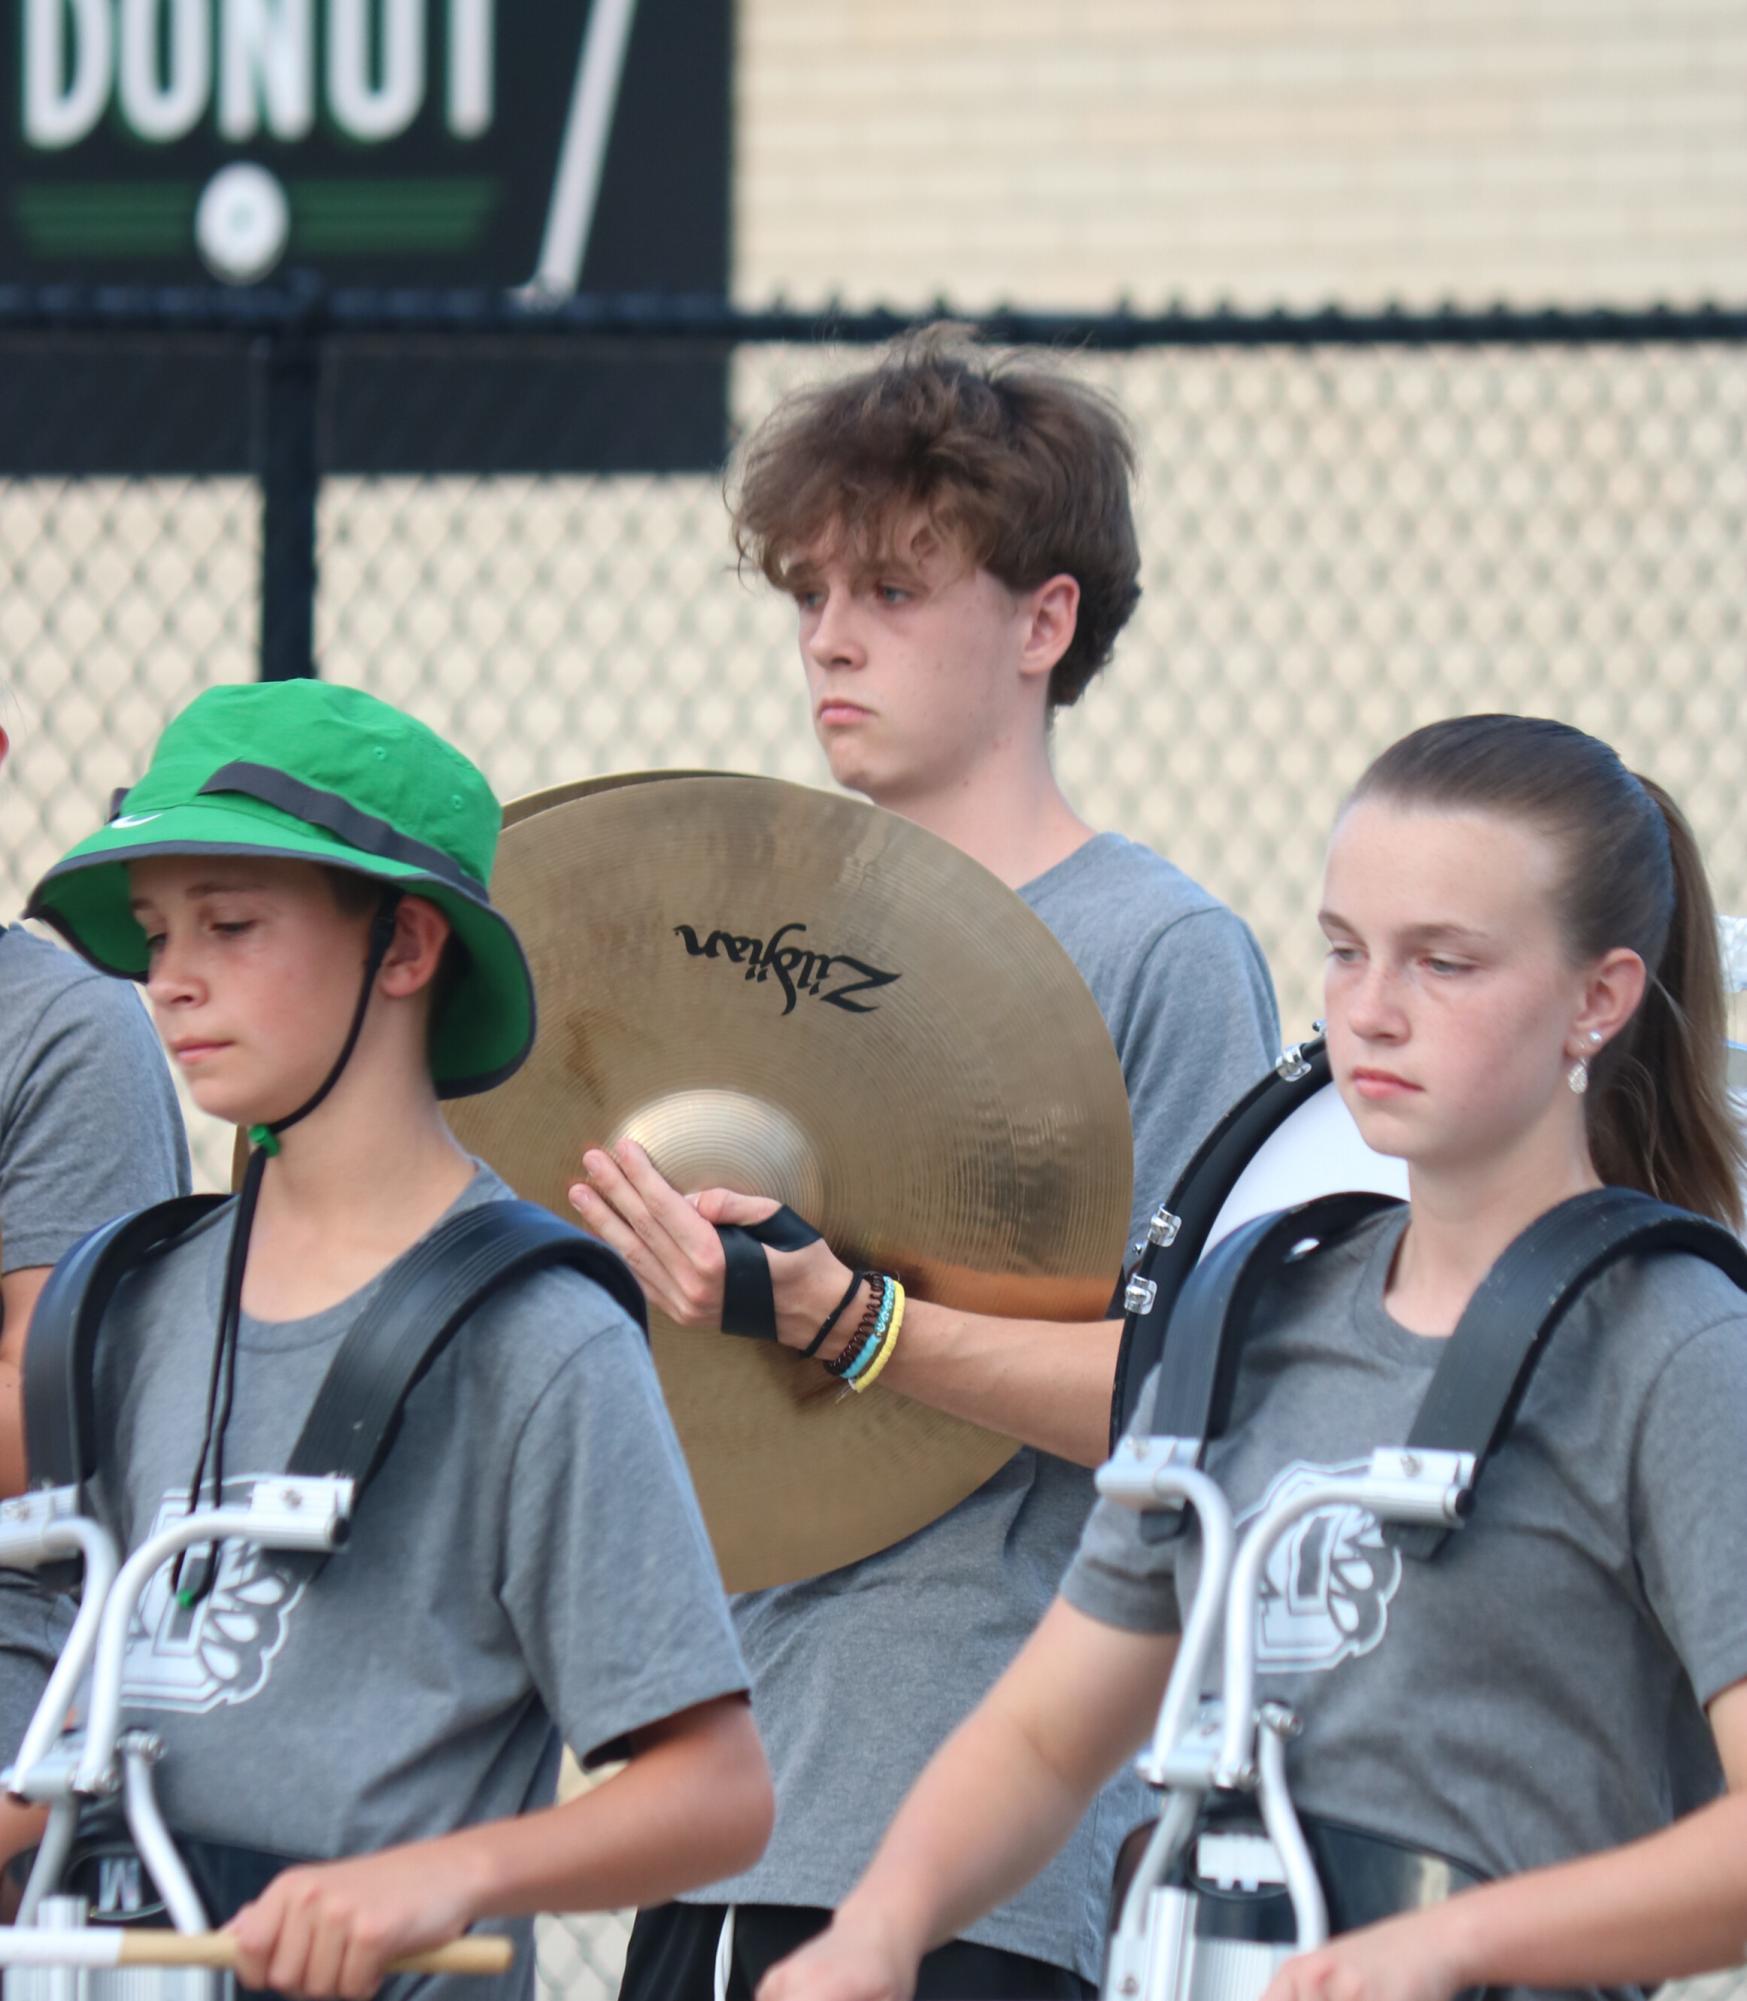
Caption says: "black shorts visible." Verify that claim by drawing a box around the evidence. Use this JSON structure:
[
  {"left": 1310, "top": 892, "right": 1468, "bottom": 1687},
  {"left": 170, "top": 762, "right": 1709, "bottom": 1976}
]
[{"left": 618, "top": 1900, "right": 1094, "bottom": 2001}]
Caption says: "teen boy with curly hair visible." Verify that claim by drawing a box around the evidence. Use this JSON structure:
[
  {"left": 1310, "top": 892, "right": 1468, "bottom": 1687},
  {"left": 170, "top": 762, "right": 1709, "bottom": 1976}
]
[{"left": 576, "top": 329, "right": 1279, "bottom": 2001}]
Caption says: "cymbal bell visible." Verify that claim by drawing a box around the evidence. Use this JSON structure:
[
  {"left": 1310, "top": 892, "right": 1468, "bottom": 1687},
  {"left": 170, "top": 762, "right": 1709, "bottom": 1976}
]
[{"left": 444, "top": 774, "right": 1135, "bottom": 1589}]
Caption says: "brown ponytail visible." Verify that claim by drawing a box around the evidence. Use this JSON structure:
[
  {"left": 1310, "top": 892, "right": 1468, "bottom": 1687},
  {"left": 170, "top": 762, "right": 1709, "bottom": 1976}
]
[
  {"left": 1353, "top": 716, "right": 1745, "bottom": 1229},
  {"left": 1593, "top": 778, "right": 1744, "bottom": 1228}
]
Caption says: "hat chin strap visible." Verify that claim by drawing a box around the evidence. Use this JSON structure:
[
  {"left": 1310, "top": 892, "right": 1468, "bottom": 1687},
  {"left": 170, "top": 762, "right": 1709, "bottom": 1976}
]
[
  {"left": 173, "top": 893, "right": 404, "bottom": 1606},
  {"left": 241, "top": 893, "right": 407, "bottom": 1162}
]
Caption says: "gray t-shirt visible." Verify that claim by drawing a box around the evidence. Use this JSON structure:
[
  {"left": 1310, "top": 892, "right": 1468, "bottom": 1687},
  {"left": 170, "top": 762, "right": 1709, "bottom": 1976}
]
[
  {"left": 1066, "top": 1206, "right": 1747, "bottom": 2001},
  {"left": 0, "top": 924, "right": 192, "bottom": 1759},
  {"left": 704, "top": 832, "right": 1280, "bottom": 1978},
  {"left": 92, "top": 1165, "right": 748, "bottom": 2001}
]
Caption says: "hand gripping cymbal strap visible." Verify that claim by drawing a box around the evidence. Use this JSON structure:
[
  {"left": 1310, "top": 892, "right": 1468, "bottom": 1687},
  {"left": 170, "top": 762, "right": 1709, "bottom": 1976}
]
[
  {"left": 23, "top": 1197, "right": 229, "bottom": 1499},
  {"left": 715, "top": 1206, "right": 823, "bottom": 1339},
  {"left": 1110, "top": 1040, "right": 1334, "bottom": 1450},
  {"left": 286, "top": 1201, "right": 646, "bottom": 1549},
  {"left": 1389, "top": 1187, "right": 1747, "bottom": 1560}
]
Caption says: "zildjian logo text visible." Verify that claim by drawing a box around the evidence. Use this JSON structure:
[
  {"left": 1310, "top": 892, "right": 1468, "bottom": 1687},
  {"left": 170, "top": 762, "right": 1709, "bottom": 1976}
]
[{"left": 674, "top": 922, "right": 900, "bottom": 1017}]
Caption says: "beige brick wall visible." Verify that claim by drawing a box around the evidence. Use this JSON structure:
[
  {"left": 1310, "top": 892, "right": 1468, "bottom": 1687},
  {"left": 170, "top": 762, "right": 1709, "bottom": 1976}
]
[{"left": 735, "top": 0, "right": 1747, "bottom": 308}]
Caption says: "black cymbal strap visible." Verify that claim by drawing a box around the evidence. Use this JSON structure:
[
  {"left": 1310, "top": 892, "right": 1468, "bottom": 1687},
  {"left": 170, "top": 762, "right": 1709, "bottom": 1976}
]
[{"left": 717, "top": 1205, "right": 824, "bottom": 1339}]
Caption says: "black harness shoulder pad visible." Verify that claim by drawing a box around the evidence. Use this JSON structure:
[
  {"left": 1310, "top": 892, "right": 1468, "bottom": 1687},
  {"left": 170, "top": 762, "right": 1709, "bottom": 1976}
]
[
  {"left": 1147, "top": 1191, "right": 1404, "bottom": 1450},
  {"left": 1389, "top": 1187, "right": 1747, "bottom": 1558},
  {"left": 285, "top": 1198, "right": 646, "bottom": 1503},
  {"left": 24, "top": 1196, "right": 229, "bottom": 1496},
  {"left": 1136, "top": 1192, "right": 1398, "bottom": 1543},
  {"left": 1135, "top": 1182, "right": 1747, "bottom": 1562},
  {"left": 23, "top": 1196, "right": 645, "bottom": 1544}
]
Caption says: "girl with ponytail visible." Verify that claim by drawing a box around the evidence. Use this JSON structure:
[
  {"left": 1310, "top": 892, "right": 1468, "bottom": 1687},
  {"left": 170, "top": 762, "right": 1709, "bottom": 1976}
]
[
  {"left": 759, "top": 715, "right": 1747, "bottom": 2001},
  {"left": 1349, "top": 714, "right": 1742, "bottom": 1231}
]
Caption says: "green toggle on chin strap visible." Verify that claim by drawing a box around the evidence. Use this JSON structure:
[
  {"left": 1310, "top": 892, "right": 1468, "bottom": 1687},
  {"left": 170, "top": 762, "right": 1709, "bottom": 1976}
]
[{"left": 246, "top": 1126, "right": 281, "bottom": 1157}]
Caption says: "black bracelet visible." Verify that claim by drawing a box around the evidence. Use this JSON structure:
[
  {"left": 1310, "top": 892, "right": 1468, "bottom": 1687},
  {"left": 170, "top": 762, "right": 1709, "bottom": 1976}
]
[{"left": 802, "top": 1270, "right": 868, "bottom": 1359}]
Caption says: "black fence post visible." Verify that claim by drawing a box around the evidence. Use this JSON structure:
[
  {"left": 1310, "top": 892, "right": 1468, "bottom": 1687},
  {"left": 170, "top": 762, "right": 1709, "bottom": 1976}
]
[{"left": 255, "top": 314, "right": 322, "bottom": 681}]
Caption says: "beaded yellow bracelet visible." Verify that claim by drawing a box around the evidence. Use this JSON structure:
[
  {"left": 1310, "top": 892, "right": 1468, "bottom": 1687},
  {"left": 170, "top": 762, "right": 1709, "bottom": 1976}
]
[{"left": 851, "top": 1280, "right": 905, "bottom": 1393}]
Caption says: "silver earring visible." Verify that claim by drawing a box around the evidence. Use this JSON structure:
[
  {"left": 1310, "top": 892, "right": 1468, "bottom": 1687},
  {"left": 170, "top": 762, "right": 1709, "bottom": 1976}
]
[{"left": 1567, "top": 1059, "right": 1589, "bottom": 1095}]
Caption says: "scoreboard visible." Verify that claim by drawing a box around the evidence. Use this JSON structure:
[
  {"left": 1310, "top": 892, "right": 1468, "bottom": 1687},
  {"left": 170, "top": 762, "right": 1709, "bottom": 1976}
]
[
  {"left": 1, "top": 1, "right": 732, "bottom": 471},
  {"left": 7, "top": 0, "right": 728, "bottom": 293}
]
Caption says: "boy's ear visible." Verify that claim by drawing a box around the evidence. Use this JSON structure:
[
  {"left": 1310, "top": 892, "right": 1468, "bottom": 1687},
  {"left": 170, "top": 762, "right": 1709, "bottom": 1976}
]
[
  {"left": 378, "top": 895, "right": 452, "bottom": 999},
  {"left": 1018, "top": 574, "right": 1080, "bottom": 683}
]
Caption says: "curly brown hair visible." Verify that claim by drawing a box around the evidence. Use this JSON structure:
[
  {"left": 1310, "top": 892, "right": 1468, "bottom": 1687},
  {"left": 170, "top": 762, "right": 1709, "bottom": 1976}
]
[{"left": 729, "top": 325, "right": 1141, "bottom": 710}]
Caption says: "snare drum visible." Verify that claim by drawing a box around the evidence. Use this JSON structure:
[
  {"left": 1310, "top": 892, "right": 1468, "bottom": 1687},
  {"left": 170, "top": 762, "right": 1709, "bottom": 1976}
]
[{"left": 1110, "top": 1038, "right": 1407, "bottom": 1445}]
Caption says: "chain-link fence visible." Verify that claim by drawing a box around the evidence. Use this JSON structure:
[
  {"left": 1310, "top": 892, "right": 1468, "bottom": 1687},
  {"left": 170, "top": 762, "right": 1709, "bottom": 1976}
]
[
  {"left": 1, "top": 289, "right": 1744, "bottom": 1999},
  {"left": 3, "top": 293, "right": 1742, "bottom": 1090}
]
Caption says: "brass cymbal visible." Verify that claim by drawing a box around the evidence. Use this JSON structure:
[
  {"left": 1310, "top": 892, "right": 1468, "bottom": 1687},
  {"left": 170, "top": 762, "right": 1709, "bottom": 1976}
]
[
  {"left": 501, "top": 770, "right": 714, "bottom": 830},
  {"left": 442, "top": 774, "right": 1134, "bottom": 1590}
]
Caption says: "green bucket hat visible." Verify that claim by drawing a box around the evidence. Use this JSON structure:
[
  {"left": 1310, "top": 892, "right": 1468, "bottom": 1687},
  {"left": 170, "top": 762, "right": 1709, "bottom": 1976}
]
[{"left": 26, "top": 679, "right": 534, "bottom": 1098}]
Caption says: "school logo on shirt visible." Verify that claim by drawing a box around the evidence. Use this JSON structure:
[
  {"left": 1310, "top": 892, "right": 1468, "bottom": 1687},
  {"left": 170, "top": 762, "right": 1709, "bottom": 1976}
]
[
  {"left": 1238, "top": 1459, "right": 1403, "bottom": 1673},
  {"left": 120, "top": 1480, "right": 309, "bottom": 1714}
]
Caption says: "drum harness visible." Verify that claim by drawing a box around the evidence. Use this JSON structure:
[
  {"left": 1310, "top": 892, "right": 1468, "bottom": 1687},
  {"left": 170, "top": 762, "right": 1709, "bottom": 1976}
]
[
  {"left": 1096, "top": 1039, "right": 1747, "bottom": 2001},
  {"left": 0, "top": 1189, "right": 644, "bottom": 1994}
]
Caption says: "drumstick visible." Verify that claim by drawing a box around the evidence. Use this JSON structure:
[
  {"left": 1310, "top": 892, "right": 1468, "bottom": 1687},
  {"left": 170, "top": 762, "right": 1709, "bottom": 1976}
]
[{"left": 0, "top": 1927, "right": 514, "bottom": 1976}]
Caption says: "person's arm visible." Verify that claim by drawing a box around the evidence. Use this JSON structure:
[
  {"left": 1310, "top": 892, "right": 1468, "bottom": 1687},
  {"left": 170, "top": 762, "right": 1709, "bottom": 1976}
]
[
  {"left": 754, "top": 1599, "right": 1175, "bottom": 2001},
  {"left": 570, "top": 904, "right": 1280, "bottom": 1468},
  {"left": 0, "top": 1796, "right": 48, "bottom": 1921},
  {"left": 1256, "top": 1679, "right": 1747, "bottom": 2001},
  {"left": 0, "top": 969, "right": 191, "bottom": 1496},
  {"left": 0, "top": 1268, "right": 51, "bottom": 1494},
  {"left": 570, "top": 1144, "right": 1119, "bottom": 1465},
  {"left": 229, "top": 1692, "right": 772, "bottom": 1999},
  {"left": 854, "top": 1288, "right": 1120, "bottom": 1465}
]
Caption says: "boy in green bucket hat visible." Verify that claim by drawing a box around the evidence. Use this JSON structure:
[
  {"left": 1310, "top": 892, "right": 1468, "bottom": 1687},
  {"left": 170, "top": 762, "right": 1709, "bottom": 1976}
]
[{"left": 23, "top": 680, "right": 770, "bottom": 1998}]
